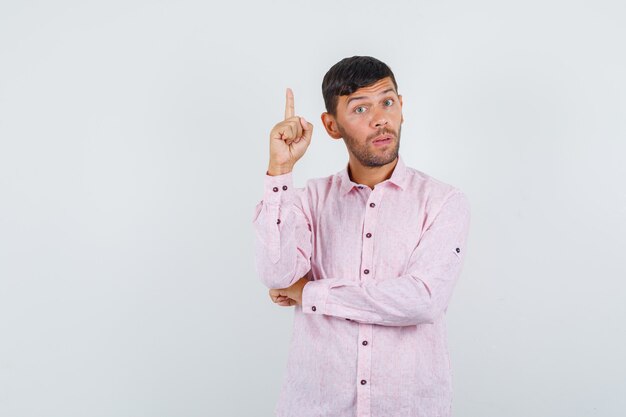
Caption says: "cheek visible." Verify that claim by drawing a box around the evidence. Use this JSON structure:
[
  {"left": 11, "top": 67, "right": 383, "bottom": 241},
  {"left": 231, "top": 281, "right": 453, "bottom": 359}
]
[
  {"left": 345, "top": 126, "right": 368, "bottom": 141},
  {"left": 343, "top": 116, "right": 369, "bottom": 132}
]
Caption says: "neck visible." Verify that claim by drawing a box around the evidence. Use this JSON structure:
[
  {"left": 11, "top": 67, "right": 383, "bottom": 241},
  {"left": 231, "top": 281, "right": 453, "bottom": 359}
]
[{"left": 348, "top": 156, "right": 399, "bottom": 190}]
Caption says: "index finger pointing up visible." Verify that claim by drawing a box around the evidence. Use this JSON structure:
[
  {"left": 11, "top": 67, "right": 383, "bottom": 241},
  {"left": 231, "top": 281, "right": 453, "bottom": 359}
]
[{"left": 285, "top": 87, "right": 295, "bottom": 120}]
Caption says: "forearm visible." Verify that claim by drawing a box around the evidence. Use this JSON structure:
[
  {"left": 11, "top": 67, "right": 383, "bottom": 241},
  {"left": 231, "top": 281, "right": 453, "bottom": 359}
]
[
  {"left": 301, "top": 274, "right": 438, "bottom": 326},
  {"left": 301, "top": 191, "right": 471, "bottom": 326},
  {"left": 253, "top": 173, "right": 312, "bottom": 289}
]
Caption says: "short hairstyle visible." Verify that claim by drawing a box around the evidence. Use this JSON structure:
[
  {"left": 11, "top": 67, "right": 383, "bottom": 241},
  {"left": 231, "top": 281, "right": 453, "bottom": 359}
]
[{"left": 322, "top": 56, "right": 399, "bottom": 116}]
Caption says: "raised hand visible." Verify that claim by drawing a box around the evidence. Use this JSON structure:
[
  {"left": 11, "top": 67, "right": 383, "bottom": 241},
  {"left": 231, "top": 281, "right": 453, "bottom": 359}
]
[{"left": 267, "top": 88, "right": 313, "bottom": 176}]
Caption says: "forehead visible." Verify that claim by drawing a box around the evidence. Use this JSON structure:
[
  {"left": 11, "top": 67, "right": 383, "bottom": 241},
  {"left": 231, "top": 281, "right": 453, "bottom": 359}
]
[{"left": 342, "top": 77, "right": 397, "bottom": 101}]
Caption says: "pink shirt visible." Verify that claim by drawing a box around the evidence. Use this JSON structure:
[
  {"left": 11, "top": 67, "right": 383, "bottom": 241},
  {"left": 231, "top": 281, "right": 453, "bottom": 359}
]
[{"left": 253, "top": 155, "right": 471, "bottom": 417}]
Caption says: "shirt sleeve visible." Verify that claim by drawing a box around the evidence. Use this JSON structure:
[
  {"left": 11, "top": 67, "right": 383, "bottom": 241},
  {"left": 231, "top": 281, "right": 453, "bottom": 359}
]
[
  {"left": 252, "top": 171, "right": 313, "bottom": 289},
  {"left": 301, "top": 190, "right": 471, "bottom": 327}
]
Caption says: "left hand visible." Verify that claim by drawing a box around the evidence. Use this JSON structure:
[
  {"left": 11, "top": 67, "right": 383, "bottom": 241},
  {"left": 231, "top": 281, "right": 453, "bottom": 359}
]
[{"left": 269, "top": 277, "right": 309, "bottom": 307}]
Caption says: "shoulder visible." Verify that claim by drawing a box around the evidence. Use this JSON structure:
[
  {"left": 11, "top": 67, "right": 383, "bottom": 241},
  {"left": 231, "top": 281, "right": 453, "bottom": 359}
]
[
  {"left": 403, "top": 165, "right": 470, "bottom": 213},
  {"left": 301, "top": 172, "right": 340, "bottom": 202},
  {"left": 289, "top": 172, "right": 339, "bottom": 213}
]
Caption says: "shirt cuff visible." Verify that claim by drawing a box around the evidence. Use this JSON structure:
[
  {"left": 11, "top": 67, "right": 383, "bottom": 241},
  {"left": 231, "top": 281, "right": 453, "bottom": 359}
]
[
  {"left": 264, "top": 171, "right": 295, "bottom": 205},
  {"left": 301, "top": 279, "right": 331, "bottom": 315}
]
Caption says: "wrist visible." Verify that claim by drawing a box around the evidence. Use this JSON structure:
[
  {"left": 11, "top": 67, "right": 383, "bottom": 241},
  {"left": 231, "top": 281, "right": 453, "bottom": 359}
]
[{"left": 267, "top": 164, "right": 294, "bottom": 176}]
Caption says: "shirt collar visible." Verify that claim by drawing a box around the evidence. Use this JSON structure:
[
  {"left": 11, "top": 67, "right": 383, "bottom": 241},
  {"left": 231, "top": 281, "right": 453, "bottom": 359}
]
[{"left": 338, "top": 155, "right": 409, "bottom": 196}]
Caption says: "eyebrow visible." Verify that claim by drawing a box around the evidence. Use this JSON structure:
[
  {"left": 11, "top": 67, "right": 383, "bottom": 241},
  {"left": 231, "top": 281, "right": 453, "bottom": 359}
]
[{"left": 346, "top": 88, "right": 396, "bottom": 107}]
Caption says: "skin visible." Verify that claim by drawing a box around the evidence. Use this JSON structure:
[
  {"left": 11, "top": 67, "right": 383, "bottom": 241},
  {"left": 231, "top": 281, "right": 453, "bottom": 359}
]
[
  {"left": 267, "top": 76, "right": 405, "bottom": 307},
  {"left": 321, "top": 76, "right": 404, "bottom": 189}
]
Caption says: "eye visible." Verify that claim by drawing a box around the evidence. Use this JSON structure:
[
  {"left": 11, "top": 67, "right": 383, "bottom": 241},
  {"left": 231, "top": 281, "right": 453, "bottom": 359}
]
[
  {"left": 355, "top": 106, "right": 366, "bottom": 114},
  {"left": 384, "top": 98, "right": 394, "bottom": 106}
]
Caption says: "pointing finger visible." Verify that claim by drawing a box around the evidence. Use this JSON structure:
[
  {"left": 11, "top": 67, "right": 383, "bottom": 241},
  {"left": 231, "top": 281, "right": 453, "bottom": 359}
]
[{"left": 284, "top": 88, "right": 295, "bottom": 120}]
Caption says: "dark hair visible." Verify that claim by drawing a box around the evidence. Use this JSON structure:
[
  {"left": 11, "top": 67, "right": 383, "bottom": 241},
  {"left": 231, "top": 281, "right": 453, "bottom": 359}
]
[{"left": 322, "top": 56, "right": 398, "bottom": 116}]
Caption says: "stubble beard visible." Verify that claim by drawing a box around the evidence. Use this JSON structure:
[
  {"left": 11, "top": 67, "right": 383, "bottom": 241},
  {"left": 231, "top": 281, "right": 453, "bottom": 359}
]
[{"left": 338, "top": 123, "right": 402, "bottom": 168}]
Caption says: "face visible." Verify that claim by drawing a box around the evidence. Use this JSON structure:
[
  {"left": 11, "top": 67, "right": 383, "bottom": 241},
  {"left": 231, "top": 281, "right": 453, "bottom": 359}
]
[{"left": 322, "top": 77, "right": 404, "bottom": 168}]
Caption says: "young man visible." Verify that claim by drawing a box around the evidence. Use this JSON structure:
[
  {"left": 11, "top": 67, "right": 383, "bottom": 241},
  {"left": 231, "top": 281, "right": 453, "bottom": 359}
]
[{"left": 253, "top": 56, "right": 471, "bottom": 417}]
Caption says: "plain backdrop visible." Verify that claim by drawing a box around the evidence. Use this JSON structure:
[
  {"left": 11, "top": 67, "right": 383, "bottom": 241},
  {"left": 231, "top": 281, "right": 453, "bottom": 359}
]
[{"left": 1, "top": 1, "right": 625, "bottom": 416}]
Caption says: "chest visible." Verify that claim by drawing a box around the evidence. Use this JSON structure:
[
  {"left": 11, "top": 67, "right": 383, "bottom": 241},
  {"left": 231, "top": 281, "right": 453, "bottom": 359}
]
[{"left": 310, "top": 189, "right": 426, "bottom": 278}]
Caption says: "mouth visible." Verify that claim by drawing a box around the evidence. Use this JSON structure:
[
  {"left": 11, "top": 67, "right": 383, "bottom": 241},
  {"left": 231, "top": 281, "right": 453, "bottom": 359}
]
[{"left": 372, "top": 134, "right": 393, "bottom": 146}]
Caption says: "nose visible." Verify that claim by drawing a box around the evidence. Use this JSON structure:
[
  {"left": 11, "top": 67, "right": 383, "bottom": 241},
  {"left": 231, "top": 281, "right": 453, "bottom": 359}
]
[{"left": 370, "top": 108, "right": 388, "bottom": 129}]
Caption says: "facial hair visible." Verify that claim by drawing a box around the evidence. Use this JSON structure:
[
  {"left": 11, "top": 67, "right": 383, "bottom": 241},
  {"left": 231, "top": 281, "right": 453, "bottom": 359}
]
[{"left": 337, "top": 123, "right": 401, "bottom": 168}]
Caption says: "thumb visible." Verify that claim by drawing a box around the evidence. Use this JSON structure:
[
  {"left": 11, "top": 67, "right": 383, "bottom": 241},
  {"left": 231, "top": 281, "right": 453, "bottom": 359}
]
[{"left": 299, "top": 116, "right": 313, "bottom": 141}]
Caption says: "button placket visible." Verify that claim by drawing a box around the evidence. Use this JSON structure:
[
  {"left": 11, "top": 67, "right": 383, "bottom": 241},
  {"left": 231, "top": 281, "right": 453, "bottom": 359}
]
[
  {"left": 355, "top": 188, "right": 383, "bottom": 417},
  {"left": 360, "top": 188, "right": 382, "bottom": 281},
  {"left": 356, "top": 323, "right": 373, "bottom": 417}
]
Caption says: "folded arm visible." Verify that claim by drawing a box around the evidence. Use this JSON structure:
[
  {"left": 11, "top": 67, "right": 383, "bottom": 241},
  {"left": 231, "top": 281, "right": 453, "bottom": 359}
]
[{"left": 301, "top": 190, "right": 471, "bottom": 327}]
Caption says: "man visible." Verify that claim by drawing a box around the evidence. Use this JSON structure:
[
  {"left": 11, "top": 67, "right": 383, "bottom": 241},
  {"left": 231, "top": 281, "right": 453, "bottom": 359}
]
[{"left": 252, "top": 56, "right": 471, "bottom": 417}]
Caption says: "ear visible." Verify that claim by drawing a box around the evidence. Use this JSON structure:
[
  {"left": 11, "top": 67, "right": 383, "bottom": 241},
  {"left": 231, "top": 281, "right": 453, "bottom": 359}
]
[{"left": 321, "top": 112, "right": 342, "bottom": 139}]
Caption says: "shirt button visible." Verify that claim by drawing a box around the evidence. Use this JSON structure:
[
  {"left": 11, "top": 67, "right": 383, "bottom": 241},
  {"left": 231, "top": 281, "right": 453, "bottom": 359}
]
[
  {"left": 365, "top": 233, "right": 372, "bottom": 238},
  {"left": 272, "top": 187, "right": 279, "bottom": 192},
  {"left": 311, "top": 306, "right": 316, "bottom": 312},
  {"left": 358, "top": 186, "right": 364, "bottom": 189},
  {"left": 456, "top": 247, "right": 461, "bottom": 253},
  {"left": 363, "top": 269, "right": 370, "bottom": 275},
  {"left": 369, "top": 202, "right": 375, "bottom": 208},
  {"left": 362, "top": 340, "right": 368, "bottom": 346},
  {"left": 276, "top": 219, "right": 281, "bottom": 224},
  {"left": 360, "top": 380, "right": 367, "bottom": 385},
  {"left": 282, "top": 185, "right": 288, "bottom": 190}
]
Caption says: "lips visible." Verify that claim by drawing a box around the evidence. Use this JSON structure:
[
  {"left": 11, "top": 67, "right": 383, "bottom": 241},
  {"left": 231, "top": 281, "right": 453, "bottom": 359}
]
[
  {"left": 373, "top": 134, "right": 393, "bottom": 143},
  {"left": 372, "top": 134, "right": 394, "bottom": 147}
]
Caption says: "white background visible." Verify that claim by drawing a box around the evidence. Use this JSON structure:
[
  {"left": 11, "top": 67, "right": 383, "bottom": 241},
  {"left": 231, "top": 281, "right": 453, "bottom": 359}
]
[{"left": 1, "top": 1, "right": 625, "bottom": 416}]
